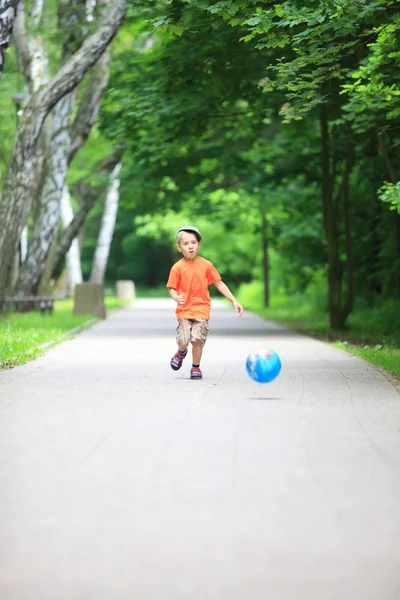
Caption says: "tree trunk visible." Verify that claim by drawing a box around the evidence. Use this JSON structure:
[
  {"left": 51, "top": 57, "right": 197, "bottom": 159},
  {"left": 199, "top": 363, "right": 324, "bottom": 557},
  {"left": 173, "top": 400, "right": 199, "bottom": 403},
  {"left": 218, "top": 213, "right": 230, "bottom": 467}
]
[
  {"left": 18, "top": 3, "right": 111, "bottom": 295},
  {"left": 90, "top": 162, "right": 122, "bottom": 284},
  {"left": 49, "top": 152, "right": 121, "bottom": 278},
  {"left": 68, "top": 48, "right": 110, "bottom": 162},
  {"left": 341, "top": 145, "right": 355, "bottom": 322},
  {"left": 260, "top": 211, "right": 269, "bottom": 308},
  {"left": 60, "top": 186, "right": 83, "bottom": 295},
  {"left": 8, "top": 225, "right": 28, "bottom": 293},
  {"left": 10, "top": 0, "right": 48, "bottom": 293},
  {"left": 320, "top": 104, "right": 343, "bottom": 329},
  {"left": 12, "top": 1, "right": 112, "bottom": 297},
  {"left": 50, "top": 189, "right": 97, "bottom": 280},
  {"left": 15, "top": 93, "right": 75, "bottom": 296},
  {"left": 377, "top": 128, "right": 400, "bottom": 296},
  {"left": 0, "top": 0, "right": 19, "bottom": 76},
  {"left": 377, "top": 130, "right": 397, "bottom": 185},
  {"left": 0, "top": 0, "right": 126, "bottom": 296}
]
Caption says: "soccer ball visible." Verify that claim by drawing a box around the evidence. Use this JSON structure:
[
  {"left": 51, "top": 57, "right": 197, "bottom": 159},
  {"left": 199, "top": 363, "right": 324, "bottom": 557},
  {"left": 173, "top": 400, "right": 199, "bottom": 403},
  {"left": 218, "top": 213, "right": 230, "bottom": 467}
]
[{"left": 246, "top": 348, "right": 281, "bottom": 383}]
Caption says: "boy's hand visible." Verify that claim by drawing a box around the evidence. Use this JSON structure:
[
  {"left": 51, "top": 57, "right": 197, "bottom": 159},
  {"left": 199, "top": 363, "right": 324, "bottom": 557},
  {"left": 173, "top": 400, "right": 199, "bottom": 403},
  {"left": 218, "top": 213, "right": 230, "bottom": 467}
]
[
  {"left": 176, "top": 294, "right": 186, "bottom": 305},
  {"left": 233, "top": 300, "right": 244, "bottom": 317}
]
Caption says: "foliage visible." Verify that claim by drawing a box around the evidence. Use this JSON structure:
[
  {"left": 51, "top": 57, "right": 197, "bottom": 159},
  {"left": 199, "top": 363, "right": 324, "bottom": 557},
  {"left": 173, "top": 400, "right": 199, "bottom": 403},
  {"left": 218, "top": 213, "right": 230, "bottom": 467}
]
[
  {"left": 0, "top": 49, "right": 23, "bottom": 181},
  {"left": 205, "top": 0, "right": 399, "bottom": 117},
  {"left": 378, "top": 181, "right": 400, "bottom": 213},
  {"left": 341, "top": 17, "right": 400, "bottom": 128},
  {"left": 2, "top": 0, "right": 400, "bottom": 333}
]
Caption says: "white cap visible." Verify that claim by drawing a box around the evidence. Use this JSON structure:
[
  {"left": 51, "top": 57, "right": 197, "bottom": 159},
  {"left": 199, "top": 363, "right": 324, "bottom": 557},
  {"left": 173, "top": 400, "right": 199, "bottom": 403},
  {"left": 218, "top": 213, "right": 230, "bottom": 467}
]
[{"left": 176, "top": 226, "right": 202, "bottom": 242}]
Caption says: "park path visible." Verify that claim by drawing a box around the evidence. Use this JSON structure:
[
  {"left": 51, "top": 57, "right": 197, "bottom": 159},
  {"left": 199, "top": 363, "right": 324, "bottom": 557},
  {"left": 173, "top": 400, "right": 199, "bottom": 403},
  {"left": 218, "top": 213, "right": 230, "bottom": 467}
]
[{"left": 0, "top": 298, "right": 399, "bottom": 600}]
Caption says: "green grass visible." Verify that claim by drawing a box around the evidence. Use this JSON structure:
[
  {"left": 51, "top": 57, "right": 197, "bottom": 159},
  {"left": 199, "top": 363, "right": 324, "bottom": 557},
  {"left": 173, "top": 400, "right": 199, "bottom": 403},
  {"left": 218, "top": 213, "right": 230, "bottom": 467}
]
[
  {"left": 237, "top": 282, "right": 400, "bottom": 380},
  {"left": 0, "top": 296, "right": 128, "bottom": 370},
  {"left": 333, "top": 342, "right": 400, "bottom": 378},
  {"left": 3, "top": 285, "right": 399, "bottom": 380}
]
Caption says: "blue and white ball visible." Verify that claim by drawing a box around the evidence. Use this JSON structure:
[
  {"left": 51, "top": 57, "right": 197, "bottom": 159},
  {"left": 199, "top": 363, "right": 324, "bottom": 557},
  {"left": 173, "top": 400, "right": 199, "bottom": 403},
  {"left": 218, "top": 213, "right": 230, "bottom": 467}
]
[{"left": 246, "top": 348, "right": 281, "bottom": 383}]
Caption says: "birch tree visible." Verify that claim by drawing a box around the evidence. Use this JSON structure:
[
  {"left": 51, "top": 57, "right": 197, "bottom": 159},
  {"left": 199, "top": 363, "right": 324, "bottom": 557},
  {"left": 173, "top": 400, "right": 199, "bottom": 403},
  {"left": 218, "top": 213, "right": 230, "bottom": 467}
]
[
  {"left": 7, "top": 0, "right": 47, "bottom": 290},
  {"left": 90, "top": 162, "right": 122, "bottom": 284},
  {"left": 49, "top": 151, "right": 121, "bottom": 280},
  {"left": 60, "top": 186, "right": 83, "bottom": 295},
  {"left": 14, "top": 0, "right": 112, "bottom": 296},
  {"left": 0, "top": 0, "right": 19, "bottom": 76},
  {"left": 0, "top": 0, "right": 126, "bottom": 296}
]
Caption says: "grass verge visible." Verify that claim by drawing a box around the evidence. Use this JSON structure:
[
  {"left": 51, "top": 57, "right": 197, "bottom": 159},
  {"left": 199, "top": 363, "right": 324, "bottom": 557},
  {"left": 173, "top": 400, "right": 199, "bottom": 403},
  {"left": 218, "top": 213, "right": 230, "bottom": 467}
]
[
  {"left": 0, "top": 296, "right": 129, "bottom": 370},
  {"left": 237, "top": 285, "right": 400, "bottom": 380}
]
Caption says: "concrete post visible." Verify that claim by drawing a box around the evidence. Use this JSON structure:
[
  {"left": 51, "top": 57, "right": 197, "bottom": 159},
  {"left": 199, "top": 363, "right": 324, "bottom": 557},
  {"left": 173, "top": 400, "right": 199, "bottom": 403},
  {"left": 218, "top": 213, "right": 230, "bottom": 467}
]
[
  {"left": 116, "top": 280, "right": 135, "bottom": 302},
  {"left": 73, "top": 283, "right": 106, "bottom": 319}
]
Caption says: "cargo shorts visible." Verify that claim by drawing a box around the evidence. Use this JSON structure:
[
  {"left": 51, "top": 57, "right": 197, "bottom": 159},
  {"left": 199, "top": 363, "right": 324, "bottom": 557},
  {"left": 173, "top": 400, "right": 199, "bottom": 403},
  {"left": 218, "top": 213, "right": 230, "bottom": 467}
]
[{"left": 176, "top": 319, "right": 209, "bottom": 348}]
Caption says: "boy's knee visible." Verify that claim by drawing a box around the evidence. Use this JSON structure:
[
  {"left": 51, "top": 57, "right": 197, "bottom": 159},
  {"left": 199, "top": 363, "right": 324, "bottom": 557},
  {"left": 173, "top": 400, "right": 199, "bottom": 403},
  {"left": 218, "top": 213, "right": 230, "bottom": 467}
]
[
  {"left": 176, "top": 333, "right": 189, "bottom": 347},
  {"left": 191, "top": 338, "right": 205, "bottom": 348},
  {"left": 176, "top": 319, "right": 190, "bottom": 347},
  {"left": 191, "top": 320, "right": 209, "bottom": 347}
]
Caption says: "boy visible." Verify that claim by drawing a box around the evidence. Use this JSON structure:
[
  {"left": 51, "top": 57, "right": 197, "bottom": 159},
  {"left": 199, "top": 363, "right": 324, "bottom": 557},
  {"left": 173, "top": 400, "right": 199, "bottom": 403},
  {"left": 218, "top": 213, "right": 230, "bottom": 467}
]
[{"left": 166, "top": 225, "right": 244, "bottom": 380}]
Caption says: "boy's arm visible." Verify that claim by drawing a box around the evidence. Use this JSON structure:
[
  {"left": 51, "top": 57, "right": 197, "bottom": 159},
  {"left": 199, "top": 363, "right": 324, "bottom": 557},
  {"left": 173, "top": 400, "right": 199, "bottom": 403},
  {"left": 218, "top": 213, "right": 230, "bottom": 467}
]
[
  {"left": 214, "top": 280, "right": 244, "bottom": 316},
  {"left": 168, "top": 287, "right": 185, "bottom": 305}
]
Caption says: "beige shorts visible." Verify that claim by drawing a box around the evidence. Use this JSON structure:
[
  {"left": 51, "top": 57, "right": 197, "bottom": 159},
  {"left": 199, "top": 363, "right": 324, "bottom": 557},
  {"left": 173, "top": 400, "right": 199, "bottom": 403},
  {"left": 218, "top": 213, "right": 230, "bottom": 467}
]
[{"left": 176, "top": 319, "right": 209, "bottom": 348}]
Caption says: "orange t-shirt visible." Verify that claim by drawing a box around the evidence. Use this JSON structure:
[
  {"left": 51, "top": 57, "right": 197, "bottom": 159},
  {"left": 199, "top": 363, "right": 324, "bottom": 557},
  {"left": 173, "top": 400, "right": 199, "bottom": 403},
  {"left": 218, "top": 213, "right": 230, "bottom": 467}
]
[{"left": 166, "top": 256, "right": 221, "bottom": 320}]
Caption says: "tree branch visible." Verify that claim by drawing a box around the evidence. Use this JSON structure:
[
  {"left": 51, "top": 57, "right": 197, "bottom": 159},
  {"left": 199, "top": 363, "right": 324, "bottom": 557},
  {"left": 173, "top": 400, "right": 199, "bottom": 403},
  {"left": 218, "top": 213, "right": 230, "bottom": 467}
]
[
  {"left": 68, "top": 48, "right": 110, "bottom": 162},
  {"left": 19, "top": 0, "right": 126, "bottom": 151},
  {"left": 50, "top": 151, "right": 121, "bottom": 277}
]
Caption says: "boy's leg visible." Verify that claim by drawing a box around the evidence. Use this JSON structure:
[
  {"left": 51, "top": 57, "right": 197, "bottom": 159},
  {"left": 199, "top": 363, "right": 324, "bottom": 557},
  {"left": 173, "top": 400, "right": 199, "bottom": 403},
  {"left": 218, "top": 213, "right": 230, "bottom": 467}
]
[
  {"left": 190, "top": 320, "right": 209, "bottom": 379},
  {"left": 170, "top": 319, "right": 190, "bottom": 371},
  {"left": 176, "top": 319, "right": 191, "bottom": 351},
  {"left": 192, "top": 343, "right": 203, "bottom": 366}
]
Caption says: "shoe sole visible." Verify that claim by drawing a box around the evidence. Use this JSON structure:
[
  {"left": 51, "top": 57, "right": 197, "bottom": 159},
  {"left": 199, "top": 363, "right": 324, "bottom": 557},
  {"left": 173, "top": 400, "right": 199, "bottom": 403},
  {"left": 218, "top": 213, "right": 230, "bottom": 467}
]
[{"left": 171, "top": 362, "right": 182, "bottom": 371}]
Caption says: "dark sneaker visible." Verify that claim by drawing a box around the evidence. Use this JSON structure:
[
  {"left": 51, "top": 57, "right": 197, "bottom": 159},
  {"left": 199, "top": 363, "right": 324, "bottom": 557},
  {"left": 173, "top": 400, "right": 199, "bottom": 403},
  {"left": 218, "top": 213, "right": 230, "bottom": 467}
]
[
  {"left": 170, "top": 349, "right": 188, "bottom": 371},
  {"left": 190, "top": 366, "right": 202, "bottom": 380}
]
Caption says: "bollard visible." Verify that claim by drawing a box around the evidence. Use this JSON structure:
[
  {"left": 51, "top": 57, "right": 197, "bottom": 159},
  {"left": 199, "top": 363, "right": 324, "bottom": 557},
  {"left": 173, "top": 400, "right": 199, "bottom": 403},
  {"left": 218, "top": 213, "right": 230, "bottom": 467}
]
[
  {"left": 116, "top": 280, "right": 135, "bottom": 302},
  {"left": 73, "top": 283, "right": 106, "bottom": 318}
]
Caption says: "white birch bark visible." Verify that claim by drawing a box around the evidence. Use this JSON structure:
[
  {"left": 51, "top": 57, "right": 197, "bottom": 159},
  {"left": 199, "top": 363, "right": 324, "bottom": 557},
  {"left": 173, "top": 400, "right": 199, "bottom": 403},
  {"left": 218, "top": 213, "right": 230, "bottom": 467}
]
[
  {"left": 20, "top": 225, "right": 27, "bottom": 261},
  {"left": 50, "top": 151, "right": 121, "bottom": 279},
  {"left": 60, "top": 186, "right": 83, "bottom": 294},
  {"left": 13, "top": 0, "right": 46, "bottom": 93},
  {"left": 17, "top": 47, "right": 111, "bottom": 295},
  {"left": 0, "top": 0, "right": 126, "bottom": 294},
  {"left": 0, "top": 0, "right": 19, "bottom": 76},
  {"left": 68, "top": 47, "right": 110, "bottom": 161},
  {"left": 15, "top": 0, "right": 111, "bottom": 296},
  {"left": 16, "top": 93, "right": 74, "bottom": 294},
  {"left": 30, "top": 0, "right": 43, "bottom": 22},
  {"left": 11, "top": 0, "right": 47, "bottom": 290},
  {"left": 29, "top": 0, "right": 46, "bottom": 89},
  {"left": 90, "top": 162, "right": 122, "bottom": 284}
]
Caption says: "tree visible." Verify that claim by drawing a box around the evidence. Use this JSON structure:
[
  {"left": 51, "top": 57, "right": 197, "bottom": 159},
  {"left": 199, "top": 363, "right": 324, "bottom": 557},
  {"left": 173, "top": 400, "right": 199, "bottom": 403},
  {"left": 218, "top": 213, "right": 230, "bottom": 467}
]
[
  {"left": 204, "top": 0, "right": 400, "bottom": 327},
  {"left": 100, "top": 2, "right": 327, "bottom": 302},
  {"left": 49, "top": 148, "right": 121, "bottom": 281},
  {"left": 14, "top": 0, "right": 113, "bottom": 297},
  {"left": 90, "top": 161, "right": 122, "bottom": 284},
  {"left": 0, "top": 0, "right": 126, "bottom": 296},
  {"left": 0, "top": 0, "right": 19, "bottom": 77}
]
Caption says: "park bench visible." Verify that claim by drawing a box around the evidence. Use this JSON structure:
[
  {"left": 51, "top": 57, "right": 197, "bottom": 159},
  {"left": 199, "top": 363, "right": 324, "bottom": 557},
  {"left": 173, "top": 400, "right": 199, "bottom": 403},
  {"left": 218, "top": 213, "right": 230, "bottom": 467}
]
[{"left": 0, "top": 296, "right": 66, "bottom": 317}]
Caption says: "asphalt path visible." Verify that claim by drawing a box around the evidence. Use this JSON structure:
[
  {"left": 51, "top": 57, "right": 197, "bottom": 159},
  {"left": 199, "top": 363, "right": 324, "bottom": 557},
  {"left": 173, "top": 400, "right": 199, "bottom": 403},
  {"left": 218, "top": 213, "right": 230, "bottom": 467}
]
[{"left": 0, "top": 298, "right": 399, "bottom": 599}]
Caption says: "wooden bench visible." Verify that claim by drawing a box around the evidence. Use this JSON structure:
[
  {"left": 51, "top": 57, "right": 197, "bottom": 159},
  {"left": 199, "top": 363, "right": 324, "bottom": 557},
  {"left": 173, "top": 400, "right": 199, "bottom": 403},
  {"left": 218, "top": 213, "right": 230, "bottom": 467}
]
[{"left": 1, "top": 296, "right": 65, "bottom": 317}]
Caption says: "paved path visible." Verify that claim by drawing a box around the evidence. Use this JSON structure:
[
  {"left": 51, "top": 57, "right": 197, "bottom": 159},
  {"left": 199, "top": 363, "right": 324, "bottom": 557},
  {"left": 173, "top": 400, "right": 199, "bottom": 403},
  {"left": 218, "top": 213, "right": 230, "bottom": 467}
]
[{"left": 1, "top": 299, "right": 399, "bottom": 600}]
